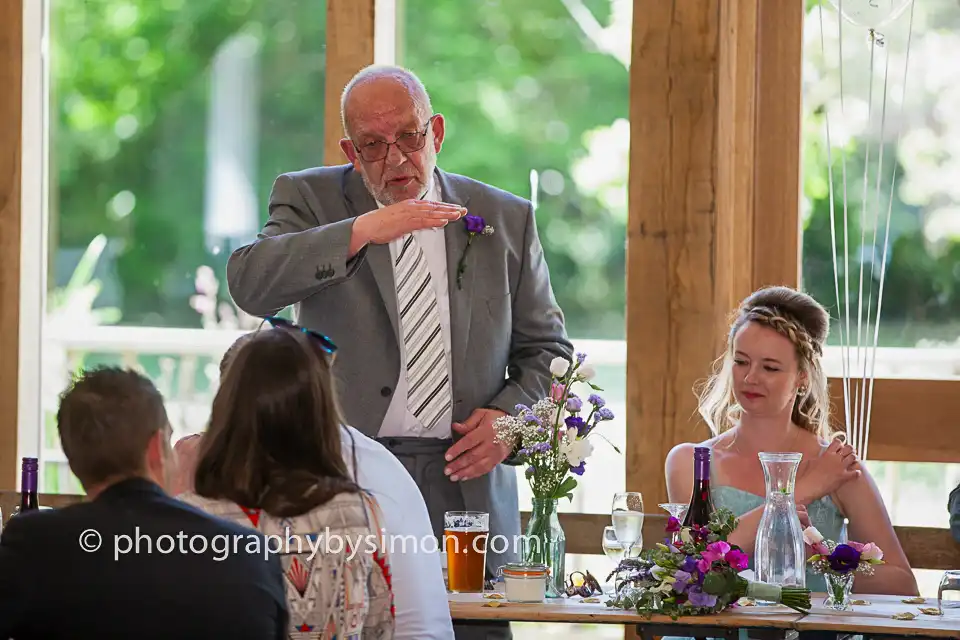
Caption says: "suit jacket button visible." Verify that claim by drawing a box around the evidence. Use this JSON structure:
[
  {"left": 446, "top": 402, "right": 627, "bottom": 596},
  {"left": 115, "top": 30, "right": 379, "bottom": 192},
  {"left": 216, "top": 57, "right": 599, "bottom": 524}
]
[{"left": 380, "top": 386, "right": 392, "bottom": 397}]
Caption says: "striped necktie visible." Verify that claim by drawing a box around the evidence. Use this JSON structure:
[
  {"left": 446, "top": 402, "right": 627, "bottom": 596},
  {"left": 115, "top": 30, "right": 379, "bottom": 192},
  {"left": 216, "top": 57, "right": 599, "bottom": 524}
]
[{"left": 394, "top": 233, "right": 451, "bottom": 430}]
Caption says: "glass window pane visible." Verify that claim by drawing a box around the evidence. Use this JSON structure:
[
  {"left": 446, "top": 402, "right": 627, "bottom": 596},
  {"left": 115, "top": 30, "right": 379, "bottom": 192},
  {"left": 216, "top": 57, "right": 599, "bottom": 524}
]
[
  {"left": 801, "top": 0, "right": 960, "bottom": 380},
  {"left": 41, "top": 0, "right": 326, "bottom": 492},
  {"left": 399, "top": 0, "right": 630, "bottom": 516}
]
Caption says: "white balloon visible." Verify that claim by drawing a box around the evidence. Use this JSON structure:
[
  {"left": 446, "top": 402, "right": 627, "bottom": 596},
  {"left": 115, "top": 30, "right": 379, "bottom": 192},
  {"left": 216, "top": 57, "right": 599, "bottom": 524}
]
[{"left": 826, "top": 0, "right": 912, "bottom": 29}]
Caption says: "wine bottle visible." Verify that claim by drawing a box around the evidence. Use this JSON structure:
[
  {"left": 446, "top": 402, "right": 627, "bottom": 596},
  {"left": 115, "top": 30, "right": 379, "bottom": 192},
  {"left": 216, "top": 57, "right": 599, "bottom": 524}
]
[
  {"left": 682, "top": 446, "right": 715, "bottom": 527},
  {"left": 11, "top": 457, "right": 40, "bottom": 518}
]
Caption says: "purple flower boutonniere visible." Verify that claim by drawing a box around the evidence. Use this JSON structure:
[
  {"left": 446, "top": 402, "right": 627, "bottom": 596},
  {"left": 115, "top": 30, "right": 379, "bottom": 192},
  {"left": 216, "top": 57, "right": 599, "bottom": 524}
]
[{"left": 456, "top": 214, "right": 494, "bottom": 289}]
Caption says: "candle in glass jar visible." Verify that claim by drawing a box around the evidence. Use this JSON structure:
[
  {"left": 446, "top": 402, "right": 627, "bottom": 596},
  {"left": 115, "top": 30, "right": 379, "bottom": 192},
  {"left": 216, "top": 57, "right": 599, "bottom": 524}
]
[{"left": 498, "top": 563, "right": 548, "bottom": 603}]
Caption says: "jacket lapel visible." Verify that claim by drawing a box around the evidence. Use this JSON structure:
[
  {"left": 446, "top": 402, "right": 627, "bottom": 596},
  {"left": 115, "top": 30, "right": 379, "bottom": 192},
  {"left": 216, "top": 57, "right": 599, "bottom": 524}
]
[
  {"left": 437, "top": 169, "right": 473, "bottom": 409},
  {"left": 341, "top": 167, "right": 400, "bottom": 343}
]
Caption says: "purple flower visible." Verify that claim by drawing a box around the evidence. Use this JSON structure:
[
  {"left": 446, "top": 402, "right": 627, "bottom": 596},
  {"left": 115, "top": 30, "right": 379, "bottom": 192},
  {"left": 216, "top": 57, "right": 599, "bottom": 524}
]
[
  {"left": 515, "top": 404, "right": 531, "bottom": 414},
  {"left": 525, "top": 466, "right": 535, "bottom": 476},
  {"left": 535, "top": 442, "right": 552, "bottom": 453},
  {"left": 682, "top": 555, "right": 699, "bottom": 574},
  {"left": 565, "top": 416, "right": 588, "bottom": 437},
  {"left": 596, "top": 407, "right": 615, "bottom": 421},
  {"left": 672, "top": 570, "right": 693, "bottom": 594},
  {"left": 569, "top": 461, "right": 585, "bottom": 475},
  {"left": 665, "top": 517, "right": 681, "bottom": 533},
  {"left": 686, "top": 586, "right": 717, "bottom": 608},
  {"left": 464, "top": 215, "right": 486, "bottom": 234},
  {"left": 576, "top": 352, "right": 587, "bottom": 364},
  {"left": 524, "top": 414, "right": 542, "bottom": 425},
  {"left": 588, "top": 394, "right": 605, "bottom": 408},
  {"left": 828, "top": 544, "right": 862, "bottom": 574},
  {"left": 566, "top": 396, "right": 583, "bottom": 412}
]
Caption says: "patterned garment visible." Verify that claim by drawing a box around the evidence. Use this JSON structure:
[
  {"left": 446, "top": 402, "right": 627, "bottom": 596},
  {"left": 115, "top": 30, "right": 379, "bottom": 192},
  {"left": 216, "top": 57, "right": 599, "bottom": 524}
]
[{"left": 180, "top": 490, "right": 395, "bottom": 639}]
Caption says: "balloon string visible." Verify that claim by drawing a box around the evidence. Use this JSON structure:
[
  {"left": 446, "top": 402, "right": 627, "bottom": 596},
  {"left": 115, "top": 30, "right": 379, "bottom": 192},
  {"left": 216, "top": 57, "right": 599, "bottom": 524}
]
[
  {"left": 854, "top": 28, "right": 879, "bottom": 457},
  {"left": 819, "top": 0, "right": 852, "bottom": 441},
  {"left": 837, "top": 0, "right": 855, "bottom": 450},
  {"left": 866, "top": 0, "right": 916, "bottom": 463}
]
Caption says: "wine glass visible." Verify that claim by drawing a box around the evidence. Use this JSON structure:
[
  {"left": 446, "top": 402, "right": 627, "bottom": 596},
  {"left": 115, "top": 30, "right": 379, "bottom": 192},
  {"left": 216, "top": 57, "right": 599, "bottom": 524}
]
[
  {"left": 601, "top": 526, "right": 625, "bottom": 594},
  {"left": 611, "top": 492, "right": 644, "bottom": 557},
  {"left": 658, "top": 503, "right": 688, "bottom": 546}
]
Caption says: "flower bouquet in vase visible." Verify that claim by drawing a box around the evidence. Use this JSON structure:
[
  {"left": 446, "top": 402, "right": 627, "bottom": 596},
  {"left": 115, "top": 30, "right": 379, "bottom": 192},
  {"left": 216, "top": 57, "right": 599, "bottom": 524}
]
[
  {"left": 493, "top": 352, "right": 619, "bottom": 597},
  {"left": 804, "top": 526, "right": 884, "bottom": 610},
  {"left": 606, "top": 509, "right": 812, "bottom": 618}
]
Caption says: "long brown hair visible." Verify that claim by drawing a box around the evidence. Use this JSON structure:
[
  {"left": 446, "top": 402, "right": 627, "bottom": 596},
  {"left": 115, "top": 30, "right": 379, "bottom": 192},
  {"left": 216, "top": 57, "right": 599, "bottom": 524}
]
[
  {"left": 696, "top": 286, "right": 836, "bottom": 438},
  {"left": 193, "top": 325, "right": 358, "bottom": 517}
]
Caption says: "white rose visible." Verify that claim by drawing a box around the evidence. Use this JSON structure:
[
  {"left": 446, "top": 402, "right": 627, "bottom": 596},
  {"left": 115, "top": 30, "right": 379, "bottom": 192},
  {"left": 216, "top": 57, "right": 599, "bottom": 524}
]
[
  {"left": 549, "top": 357, "right": 570, "bottom": 377},
  {"left": 802, "top": 526, "right": 824, "bottom": 546},
  {"left": 578, "top": 364, "right": 596, "bottom": 381}
]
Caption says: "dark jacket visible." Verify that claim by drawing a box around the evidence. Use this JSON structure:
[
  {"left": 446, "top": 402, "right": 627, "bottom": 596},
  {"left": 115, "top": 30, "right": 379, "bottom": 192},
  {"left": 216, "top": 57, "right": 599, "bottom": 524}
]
[
  {"left": 0, "top": 478, "right": 288, "bottom": 639},
  {"left": 950, "top": 482, "right": 960, "bottom": 543}
]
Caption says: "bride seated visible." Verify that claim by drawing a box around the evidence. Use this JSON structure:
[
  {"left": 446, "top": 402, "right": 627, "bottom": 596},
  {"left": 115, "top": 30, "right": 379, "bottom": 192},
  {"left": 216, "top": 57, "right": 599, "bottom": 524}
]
[{"left": 665, "top": 286, "right": 918, "bottom": 596}]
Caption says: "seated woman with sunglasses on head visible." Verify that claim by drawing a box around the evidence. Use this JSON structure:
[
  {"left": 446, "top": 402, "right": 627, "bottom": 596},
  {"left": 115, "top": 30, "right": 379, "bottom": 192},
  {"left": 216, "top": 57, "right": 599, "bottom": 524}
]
[{"left": 178, "top": 319, "right": 395, "bottom": 639}]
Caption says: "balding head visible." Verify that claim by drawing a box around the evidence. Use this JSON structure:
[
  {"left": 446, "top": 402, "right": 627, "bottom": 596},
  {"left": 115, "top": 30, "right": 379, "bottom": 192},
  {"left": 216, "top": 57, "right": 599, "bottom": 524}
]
[
  {"left": 337, "top": 64, "right": 445, "bottom": 205},
  {"left": 340, "top": 65, "right": 432, "bottom": 138}
]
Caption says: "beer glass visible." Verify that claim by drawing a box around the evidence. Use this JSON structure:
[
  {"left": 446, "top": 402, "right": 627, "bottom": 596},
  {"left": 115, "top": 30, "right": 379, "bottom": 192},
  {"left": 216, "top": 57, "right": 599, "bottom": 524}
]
[{"left": 444, "top": 511, "right": 489, "bottom": 593}]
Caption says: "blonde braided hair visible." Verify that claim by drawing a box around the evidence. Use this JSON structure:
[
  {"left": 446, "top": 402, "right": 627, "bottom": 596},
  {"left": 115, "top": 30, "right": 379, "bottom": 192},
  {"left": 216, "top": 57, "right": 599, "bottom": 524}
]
[{"left": 696, "top": 287, "right": 834, "bottom": 438}]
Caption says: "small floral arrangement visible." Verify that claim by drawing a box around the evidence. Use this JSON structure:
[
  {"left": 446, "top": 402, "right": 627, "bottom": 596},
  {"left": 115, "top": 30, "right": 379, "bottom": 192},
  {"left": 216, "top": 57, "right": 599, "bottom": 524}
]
[
  {"left": 492, "top": 353, "right": 618, "bottom": 501},
  {"left": 803, "top": 526, "right": 884, "bottom": 575},
  {"left": 606, "top": 509, "right": 812, "bottom": 619},
  {"left": 456, "top": 214, "right": 494, "bottom": 289}
]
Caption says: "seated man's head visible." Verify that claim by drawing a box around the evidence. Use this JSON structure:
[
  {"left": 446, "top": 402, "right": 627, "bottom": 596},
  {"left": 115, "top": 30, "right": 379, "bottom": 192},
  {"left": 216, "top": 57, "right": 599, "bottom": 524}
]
[
  {"left": 57, "top": 367, "right": 174, "bottom": 498},
  {"left": 193, "top": 321, "right": 356, "bottom": 517}
]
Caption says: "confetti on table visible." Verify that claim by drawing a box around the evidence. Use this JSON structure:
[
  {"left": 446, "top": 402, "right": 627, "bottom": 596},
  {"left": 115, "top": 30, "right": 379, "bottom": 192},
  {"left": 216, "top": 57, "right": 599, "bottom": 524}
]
[
  {"left": 891, "top": 612, "right": 917, "bottom": 620},
  {"left": 919, "top": 607, "right": 943, "bottom": 616},
  {"left": 850, "top": 600, "right": 871, "bottom": 606},
  {"left": 582, "top": 597, "right": 601, "bottom": 603},
  {"left": 482, "top": 601, "right": 503, "bottom": 608},
  {"left": 902, "top": 597, "right": 925, "bottom": 604},
  {"left": 482, "top": 593, "right": 504, "bottom": 599}
]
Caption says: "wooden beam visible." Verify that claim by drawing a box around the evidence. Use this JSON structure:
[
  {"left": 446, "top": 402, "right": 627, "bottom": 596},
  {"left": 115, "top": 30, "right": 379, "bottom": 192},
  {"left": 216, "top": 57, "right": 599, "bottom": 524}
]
[
  {"left": 828, "top": 378, "right": 960, "bottom": 463},
  {"left": 0, "top": 0, "right": 23, "bottom": 491},
  {"left": 323, "top": 0, "right": 376, "bottom": 166},
  {"left": 627, "top": 0, "right": 726, "bottom": 509},
  {"left": 752, "top": 0, "right": 804, "bottom": 288}
]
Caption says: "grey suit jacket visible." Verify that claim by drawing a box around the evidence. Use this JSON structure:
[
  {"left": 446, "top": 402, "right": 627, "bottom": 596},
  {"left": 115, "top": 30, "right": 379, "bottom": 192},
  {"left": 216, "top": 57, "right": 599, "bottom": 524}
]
[{"left": 226, "top": 163, "right": 574, "bottom": 571}]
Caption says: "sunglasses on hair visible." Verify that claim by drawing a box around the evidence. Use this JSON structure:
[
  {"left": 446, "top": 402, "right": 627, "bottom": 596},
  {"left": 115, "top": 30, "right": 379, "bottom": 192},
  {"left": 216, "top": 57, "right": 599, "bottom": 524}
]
[{"left": 261, "top": 316, "right": 338, "bottom": 355}]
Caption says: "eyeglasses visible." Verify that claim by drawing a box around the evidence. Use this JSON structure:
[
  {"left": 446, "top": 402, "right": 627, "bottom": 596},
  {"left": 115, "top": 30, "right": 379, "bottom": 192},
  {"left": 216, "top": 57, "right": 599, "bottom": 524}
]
[
  {"left": 261, "top": 316, "right": 337, "bottom": 355},
  {"left": 351, "top": 115, "right": 437, "bottom": 163}
]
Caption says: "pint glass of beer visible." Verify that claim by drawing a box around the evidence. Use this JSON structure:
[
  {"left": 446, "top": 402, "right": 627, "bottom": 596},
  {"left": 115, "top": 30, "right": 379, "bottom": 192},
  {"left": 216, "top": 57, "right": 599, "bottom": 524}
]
[{"left": 443, "top": 511, "right": 489, "bottom": 592}]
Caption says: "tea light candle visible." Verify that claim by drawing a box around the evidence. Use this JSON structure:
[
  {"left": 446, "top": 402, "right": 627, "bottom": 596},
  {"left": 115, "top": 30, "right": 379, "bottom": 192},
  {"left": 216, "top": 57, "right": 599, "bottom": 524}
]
[{"left": 498, "top": 563, "right": 549, "bottom": 603}]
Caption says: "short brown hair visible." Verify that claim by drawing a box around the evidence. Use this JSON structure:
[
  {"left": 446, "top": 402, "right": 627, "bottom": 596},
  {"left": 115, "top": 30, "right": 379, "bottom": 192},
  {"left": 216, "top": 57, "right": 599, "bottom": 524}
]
[
  {"left": 57, "top": 367, "right": 170, "bottom": 489},
  {"left": 194, "top": 324, "right": 357, "bottom": 518}
]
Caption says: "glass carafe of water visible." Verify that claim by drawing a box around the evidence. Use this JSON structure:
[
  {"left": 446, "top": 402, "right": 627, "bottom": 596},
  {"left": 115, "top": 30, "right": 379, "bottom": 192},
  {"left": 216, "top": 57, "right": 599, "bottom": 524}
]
[{"left": 754, "top": 452, "right": 806, "bottom": 600}]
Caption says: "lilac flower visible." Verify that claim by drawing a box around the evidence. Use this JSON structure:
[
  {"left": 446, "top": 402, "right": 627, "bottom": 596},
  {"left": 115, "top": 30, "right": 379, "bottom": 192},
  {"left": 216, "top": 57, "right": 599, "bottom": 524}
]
[
  {"left": 681, "top": 555, "right": 699, "bottom": 574},
  {"left": 565, "top": 416, "right": 587, "bottom": 437},
  {"left": 566, "top": 396, "right": 583, "bottom": 412},
  {"left": 576, "top": 352, "right": 587, "bottom": 365},
  {"left": 588, "top": 394, "right": 605, "bottom": 408},
  {"left": 525, "top": 466, "right": 535, "bottom": 477},
  {"left": 533, "top": 442, "right": 551, "bottom": 453},
  {"left": 596, "top": 407, "right": 615, "bottom": 421},
  {"left": 686, "top": 587, "right": 717, "bottom": 608},
  {"left": 569, "top": 461, "right": 585, "bottom": 475},
  {"left": 672, "top": 570, "right": 693, "bottom": 594},
  {"left": 464, "top": 215, "right": 486, "bottom": 234},
  {"left": 524, "top": 414, "right": 542, "bottom": 425},
  {"left": 536, "top": 427, "right": 546, "bottom": 434},
  {"left": 515, "top": 404, "right": 531, "bottom": 414}
]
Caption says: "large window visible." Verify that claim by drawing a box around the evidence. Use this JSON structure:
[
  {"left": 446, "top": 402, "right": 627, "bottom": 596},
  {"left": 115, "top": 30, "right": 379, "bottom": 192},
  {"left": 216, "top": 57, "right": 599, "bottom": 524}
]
[
  {"left": 801, "top": 0, "right": 960, "bottom": 596},
  {"left": 34, "top": 0, "right": 328, "bottom": 492}
]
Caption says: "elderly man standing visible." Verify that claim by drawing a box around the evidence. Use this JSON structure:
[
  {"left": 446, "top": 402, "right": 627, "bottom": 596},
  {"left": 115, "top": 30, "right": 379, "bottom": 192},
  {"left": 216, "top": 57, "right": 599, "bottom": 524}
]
[{"left": 226, "top": 64, "right": 573, "bottom": 639}]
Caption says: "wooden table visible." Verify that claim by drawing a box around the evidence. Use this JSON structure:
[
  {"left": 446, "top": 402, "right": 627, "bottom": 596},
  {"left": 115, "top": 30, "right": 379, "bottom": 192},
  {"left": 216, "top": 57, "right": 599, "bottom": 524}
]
[{"left": 449, "top": 592, "right": 960, "bottom": 640}]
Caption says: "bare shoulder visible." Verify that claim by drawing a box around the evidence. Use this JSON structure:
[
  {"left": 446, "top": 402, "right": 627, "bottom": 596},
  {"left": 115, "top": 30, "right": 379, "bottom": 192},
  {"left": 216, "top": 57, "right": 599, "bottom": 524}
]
[{"left": 665, "top": 436, "right": 720, "bottom": 501}]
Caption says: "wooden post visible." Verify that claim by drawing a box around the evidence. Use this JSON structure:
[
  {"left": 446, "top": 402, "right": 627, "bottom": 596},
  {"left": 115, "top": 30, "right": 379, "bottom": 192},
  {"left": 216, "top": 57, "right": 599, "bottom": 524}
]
[
  {"left": 0, "top": 0, "right": 23, "bottom": 490},
  {"left": 626, "top": 0, "right": 805, "bottom": 507},
  {"left": 323, "top": 0, "right": 377, "bottom": 166}
]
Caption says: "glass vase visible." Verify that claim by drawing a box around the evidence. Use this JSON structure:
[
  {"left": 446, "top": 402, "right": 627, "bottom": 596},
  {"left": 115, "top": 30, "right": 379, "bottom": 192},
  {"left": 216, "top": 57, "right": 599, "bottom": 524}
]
[
  {"left": 754, "top": 452, "right": 806, "bottom": 603},
  {"left": 523, "top": 498, "right": 566, "bottom": 598},
  {"left": 824, "top": 572, "right": 855, "bottom": 611}
]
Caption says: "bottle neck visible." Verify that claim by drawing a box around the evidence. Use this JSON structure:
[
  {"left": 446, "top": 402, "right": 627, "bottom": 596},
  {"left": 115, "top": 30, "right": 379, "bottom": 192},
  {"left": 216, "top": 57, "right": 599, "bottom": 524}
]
[
  {"left": 21, "top": 469, "right": 37, "bottom": 495},
  {"left": 693, "top": 457, "right": 710, "bottom": 483}
]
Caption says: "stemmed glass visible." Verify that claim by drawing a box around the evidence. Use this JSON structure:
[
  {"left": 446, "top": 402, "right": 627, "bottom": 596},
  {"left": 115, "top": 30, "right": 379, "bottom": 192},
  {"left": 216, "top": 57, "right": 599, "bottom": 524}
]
[
  {"left": 611, "top": 492, "right": 644, "bottom": 558},
  {"left": 658, "top": 503, "right": 688, "bottom": 546},
  {"left": 601, "top": 526, "right": 625, "bottom": 595}
]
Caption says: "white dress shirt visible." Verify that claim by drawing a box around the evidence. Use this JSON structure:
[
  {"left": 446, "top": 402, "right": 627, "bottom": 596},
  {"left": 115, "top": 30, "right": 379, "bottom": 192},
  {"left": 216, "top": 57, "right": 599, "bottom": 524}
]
[
  {"left": 375, "top": 178, "right": 454, "bottom": 439},
  {"left": 340, "top": 424, "right": 455, "bottom": 640}
]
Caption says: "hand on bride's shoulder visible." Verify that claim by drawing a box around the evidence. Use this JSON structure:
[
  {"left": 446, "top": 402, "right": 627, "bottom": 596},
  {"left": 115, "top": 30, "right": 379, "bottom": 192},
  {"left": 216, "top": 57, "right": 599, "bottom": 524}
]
[{"left": 796, "top": 437, "right": 860, "bottom": 505}]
